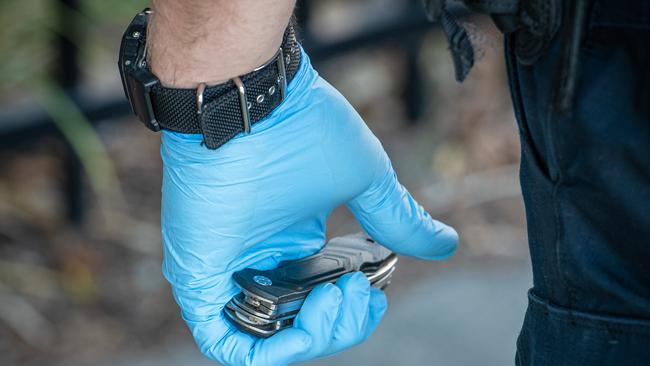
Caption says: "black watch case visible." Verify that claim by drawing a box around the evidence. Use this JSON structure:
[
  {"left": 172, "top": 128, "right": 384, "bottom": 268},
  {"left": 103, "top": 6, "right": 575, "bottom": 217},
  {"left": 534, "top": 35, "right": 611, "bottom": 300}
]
[{"left": 118, "top": 8, "right": 161, "bottom": 131}]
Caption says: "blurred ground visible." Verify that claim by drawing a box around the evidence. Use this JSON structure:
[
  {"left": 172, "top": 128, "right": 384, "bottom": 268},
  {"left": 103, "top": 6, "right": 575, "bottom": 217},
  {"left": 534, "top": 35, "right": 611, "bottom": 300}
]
[
  {"left": 0, "top": 2, "right": 530, "bottom": 365},
  {"left": 107, "top": 261, "right": 531, "bottom": 366}
]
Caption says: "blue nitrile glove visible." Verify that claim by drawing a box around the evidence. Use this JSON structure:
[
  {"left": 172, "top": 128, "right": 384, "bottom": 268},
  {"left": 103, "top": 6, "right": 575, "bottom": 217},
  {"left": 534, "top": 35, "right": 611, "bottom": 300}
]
[{"left": 160, "top": 48, "right": 458, "bottom": 366}]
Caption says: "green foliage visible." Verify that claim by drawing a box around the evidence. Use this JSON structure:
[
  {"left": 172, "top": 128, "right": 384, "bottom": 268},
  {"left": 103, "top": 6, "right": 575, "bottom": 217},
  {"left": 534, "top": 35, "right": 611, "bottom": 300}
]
[
  {"left": 0, "top": 0, "right": 148, "bottom": 212},
  {"left": 0, "top": 0, "right": 52, "bottom": 93},
  {"left": 0, "top": 0, "right": 148, "bottom": 98},
  {"left": 37, "top": 77, "right": 123, "bottom": 207}
]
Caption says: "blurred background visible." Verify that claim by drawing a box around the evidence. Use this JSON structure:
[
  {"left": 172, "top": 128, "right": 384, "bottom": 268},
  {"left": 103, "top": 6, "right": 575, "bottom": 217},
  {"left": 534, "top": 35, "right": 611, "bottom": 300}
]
[{"left": 0, "top": 0, "right": 531, "bottom": 365}]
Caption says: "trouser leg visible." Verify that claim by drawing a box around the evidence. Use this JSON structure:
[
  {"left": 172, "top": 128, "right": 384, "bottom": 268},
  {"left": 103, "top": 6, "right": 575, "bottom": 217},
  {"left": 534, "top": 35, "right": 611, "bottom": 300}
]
[{"left": 505, "top": 1, "right": 650, "bottom": 364}]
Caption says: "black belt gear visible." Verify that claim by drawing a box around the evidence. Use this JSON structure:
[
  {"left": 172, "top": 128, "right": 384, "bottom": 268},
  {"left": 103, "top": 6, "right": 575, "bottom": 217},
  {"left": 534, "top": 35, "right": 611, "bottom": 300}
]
[
  {"left": 422, "top": 0, "right": 563, "bottom": 79},
  {"left": 423, "top": 0, "right": 588, "bottom": 112}
]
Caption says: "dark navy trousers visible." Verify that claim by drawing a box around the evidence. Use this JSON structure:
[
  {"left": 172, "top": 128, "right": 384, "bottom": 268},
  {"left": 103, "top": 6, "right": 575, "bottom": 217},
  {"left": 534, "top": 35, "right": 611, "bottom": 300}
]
[{"left": 505, "top": 1, "right": 650, "bottom": 364}]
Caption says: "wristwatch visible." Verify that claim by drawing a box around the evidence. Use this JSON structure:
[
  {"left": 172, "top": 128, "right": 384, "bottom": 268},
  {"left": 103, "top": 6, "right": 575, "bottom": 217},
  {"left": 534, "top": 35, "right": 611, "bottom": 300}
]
[{"left": 118, "top": 8, "right": 302, "bottom": 149}]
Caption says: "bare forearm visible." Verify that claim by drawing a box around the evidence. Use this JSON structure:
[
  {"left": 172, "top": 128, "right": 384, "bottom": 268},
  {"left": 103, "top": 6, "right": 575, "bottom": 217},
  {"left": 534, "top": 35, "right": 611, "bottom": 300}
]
[{"left": 149, "top": 0, "right": 296, "bottom": 88}]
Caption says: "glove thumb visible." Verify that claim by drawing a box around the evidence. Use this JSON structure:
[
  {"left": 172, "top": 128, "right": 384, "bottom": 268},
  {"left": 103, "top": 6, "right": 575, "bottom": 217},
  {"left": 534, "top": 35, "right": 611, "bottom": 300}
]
[{"left": 347, "top": 159, "right": 458, "bottom": 260}]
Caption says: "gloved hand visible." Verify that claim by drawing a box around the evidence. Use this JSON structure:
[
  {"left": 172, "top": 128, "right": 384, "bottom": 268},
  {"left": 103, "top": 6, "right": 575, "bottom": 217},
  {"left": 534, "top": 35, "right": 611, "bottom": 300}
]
[{"left": 160, "top": 49, "right": 458, "bottom": 366}]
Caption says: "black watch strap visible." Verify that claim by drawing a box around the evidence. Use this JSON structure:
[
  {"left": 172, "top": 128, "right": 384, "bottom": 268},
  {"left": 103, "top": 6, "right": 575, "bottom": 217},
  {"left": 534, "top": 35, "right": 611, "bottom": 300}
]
[{"left": 150, "top": 26, "right": 301, "bottom": 149}]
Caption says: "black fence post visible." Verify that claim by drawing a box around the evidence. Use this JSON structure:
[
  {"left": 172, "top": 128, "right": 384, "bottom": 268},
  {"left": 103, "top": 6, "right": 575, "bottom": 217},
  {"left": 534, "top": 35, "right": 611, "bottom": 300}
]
[
  {"left": 57, "top": 0, "right": 84, "bottom": 224},
  {"left": 404, "top": 0, "right": 426, "bottom": 123}
]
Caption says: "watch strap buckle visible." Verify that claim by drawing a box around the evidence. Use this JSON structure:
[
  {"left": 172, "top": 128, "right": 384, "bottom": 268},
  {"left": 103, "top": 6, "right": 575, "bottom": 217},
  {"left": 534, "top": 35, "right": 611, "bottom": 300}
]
[
  {"left": 276, "top": 47, "right": 288, "bottom": 102},
  {"left": 232, "top": 77, "right": 252, "bottom": 134},
  {"left": 192, "top": 45, "right": 295, "bottom": 150}
]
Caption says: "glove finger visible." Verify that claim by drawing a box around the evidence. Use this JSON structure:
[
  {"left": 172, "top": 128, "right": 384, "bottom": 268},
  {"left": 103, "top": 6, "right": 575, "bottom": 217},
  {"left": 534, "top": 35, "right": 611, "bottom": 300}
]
[
  {"left": 249, "top": 328, "right": 313, "bottom": 366},
  {"left": 363, "top": 287, "right": 388, "bottom": 339},
  {"left": 208, "top": 324, "right": 312, "bottom": 366},
  {"left": 346, "top": 159, "right": 458, "bottom": 260},
  {"left": 292, "top": 283, "right": 343, "bottom": 358},
  {"left": 331, "top": 272, "right": 372, "bottom": 347}
]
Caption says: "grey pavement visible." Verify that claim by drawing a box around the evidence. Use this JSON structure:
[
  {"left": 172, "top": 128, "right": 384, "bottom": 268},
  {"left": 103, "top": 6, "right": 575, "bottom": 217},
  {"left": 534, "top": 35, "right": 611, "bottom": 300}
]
[{"left": 109, "top": 258, "right": 532, "bottom": 366}]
